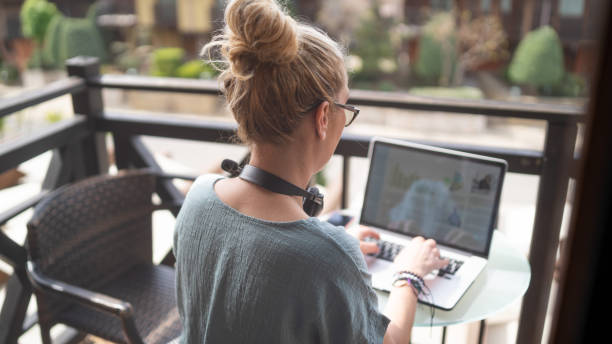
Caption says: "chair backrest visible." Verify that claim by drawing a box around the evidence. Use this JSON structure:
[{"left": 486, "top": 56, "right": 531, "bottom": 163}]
[{"left": 27, "top": 170, "right": 156, "bottom": 290}]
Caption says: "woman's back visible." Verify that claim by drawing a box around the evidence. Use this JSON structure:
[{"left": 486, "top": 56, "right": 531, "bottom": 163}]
[{"left": 173, "top": 175, "right": 388, "bottom": 343}]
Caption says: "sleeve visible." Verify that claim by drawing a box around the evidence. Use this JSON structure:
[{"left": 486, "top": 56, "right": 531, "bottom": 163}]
[
  {"left": 308, "top": 223, "right": 391, "bottom": 344},
  {"left": 313, "top": 272, "right": 390, "bottom": 344}
]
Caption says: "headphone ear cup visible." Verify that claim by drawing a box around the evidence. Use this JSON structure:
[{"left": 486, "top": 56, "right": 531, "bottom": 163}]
[{"left": 303, "top": 187, "right": 324, "bottom": 217}]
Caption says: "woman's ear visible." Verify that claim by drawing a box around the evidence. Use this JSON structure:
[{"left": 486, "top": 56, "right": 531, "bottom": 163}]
[{"left": 314, "top": 101, "right": 330, "bottom": 140}]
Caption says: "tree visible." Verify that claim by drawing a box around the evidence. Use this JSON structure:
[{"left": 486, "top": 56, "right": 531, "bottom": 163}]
[
  {"left": 415, "top": 11, "right": 508, "bottom": 87},
  {"left": 414, "top": 13, "right": 457, "bottom": 86},
  {"left": 20, "top": 0, "right": 58, "bottom": 44},
  {"left": 20, "top": 0, "right": 59, "bottom": 68},
  {"left": 350, "top": 8, "right": 396, "bottom": 84},
  {"left": 454, "top": 13, "right": 509, "bottom": 84}
]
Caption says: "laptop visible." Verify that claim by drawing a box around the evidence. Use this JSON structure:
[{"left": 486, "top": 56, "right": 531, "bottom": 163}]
[{"left": 357, "top": 137, "right": 507, "bottom": 310}]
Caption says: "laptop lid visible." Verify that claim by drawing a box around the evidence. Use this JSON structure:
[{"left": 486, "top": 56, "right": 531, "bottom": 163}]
[{"left": 359, "top": 137, "right": 507, "bottom": 258}]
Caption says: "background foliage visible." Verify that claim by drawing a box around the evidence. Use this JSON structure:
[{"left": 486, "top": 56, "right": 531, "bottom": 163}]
[{"left": 508, "top": 26, "right": 565, "bottom": 88}]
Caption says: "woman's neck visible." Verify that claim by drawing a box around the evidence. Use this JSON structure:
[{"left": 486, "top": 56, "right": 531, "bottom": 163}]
[{"left": 249, "top": 143, "right": 314, "bottom": 190}]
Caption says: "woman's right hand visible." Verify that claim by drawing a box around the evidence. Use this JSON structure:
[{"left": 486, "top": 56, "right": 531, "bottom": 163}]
[{"left": 393, "top": 236, "right": 449, "bottom": 277}]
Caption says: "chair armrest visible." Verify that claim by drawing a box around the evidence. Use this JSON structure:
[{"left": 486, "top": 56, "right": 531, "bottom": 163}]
[
  {"left": 28, "top": 262, "right": 130, "bottom": 316},
  {"left": 27, "top": 262, "right": 144, "bottom": 344}
]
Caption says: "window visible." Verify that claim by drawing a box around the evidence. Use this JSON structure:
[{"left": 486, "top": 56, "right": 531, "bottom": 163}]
[{"left": 560, "top": 0, "right": 584, "bottom": 17}]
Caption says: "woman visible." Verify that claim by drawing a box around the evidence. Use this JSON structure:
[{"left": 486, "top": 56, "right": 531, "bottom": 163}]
[{"left": 173, "top": 0, "right": 449, "bottom": 343}]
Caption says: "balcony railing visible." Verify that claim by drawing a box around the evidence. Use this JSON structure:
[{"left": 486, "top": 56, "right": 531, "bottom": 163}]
[{"left": 0, "top": 56, "right": 583, "bottom": 344}]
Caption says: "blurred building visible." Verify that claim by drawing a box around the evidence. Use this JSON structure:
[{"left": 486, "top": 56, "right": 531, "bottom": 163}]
[{"left": 135, "top": 0, "right": 217, "bottom": 55}]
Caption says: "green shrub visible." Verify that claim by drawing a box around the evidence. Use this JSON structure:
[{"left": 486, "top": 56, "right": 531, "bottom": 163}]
[
  {"left": 508, "top": 26, "right": 564, "bottom": 88},
  {"left": 41, "top": 14, "right": 64, "bottom": 67},
  {"left": 150, "top": 47, "right": 185, "bottom": 77},
  {"left": 42, "top": 5, "right": 107, "bottom": 68},
  {"left": 175, "top": 60, "right": 218, "bottom": 79},
  {"left": 350, "top": 10, "right": 395, "bottom": 82},
  {"left": 20, "top": 0, "right": 58, "bottom": 44},
  {"left": 116, "top": 53, "right": 142, "bottom": 73},
  {"left": 414, "top": 13, "right": 457, "bottom": 85},
  {"left": 414, "top": 33, "right": 457, "bottom": 83},
  {"left": 0, "top": 63, "right": 21, "bottom": 84},
  {"left": 544, "top": 73, "right": 587, "bottom": 97},
  {"left": 60, "top": 18, "right": 108, "bottom": 64}
]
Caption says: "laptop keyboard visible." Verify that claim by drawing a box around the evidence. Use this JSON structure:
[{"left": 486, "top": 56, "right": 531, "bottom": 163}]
[
  {"left": 376, "top": 240, "right": 403, "bottom": 262},
  {"left": 368, "top": 239, "right": 464, "bottom": 277},
  {"left": 438, "top": 256, "right": 464, "bottom": 276}
]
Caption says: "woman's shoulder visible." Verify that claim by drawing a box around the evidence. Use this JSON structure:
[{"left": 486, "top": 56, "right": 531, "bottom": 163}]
[
  {"left": 175, "top": 173, "right": 224, "bottom": 221},
  {"left": 302, "top": 219, "right": 368, "bottom": 274},
  {"left": 191, "top": 173, "right": 224, "bottom": 192},
  {"left": 181, "top": 173, "right": 224, "bottom": 202}
]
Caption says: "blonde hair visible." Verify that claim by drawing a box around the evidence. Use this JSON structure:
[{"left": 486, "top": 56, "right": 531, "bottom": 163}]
[{"left": 202, "top": 0, "right": 346, "bottom": 144}]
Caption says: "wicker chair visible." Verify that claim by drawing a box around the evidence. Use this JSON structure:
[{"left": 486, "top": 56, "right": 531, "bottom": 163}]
[{"left": 26, "top": 170, "right": 186, "bottom": 344}]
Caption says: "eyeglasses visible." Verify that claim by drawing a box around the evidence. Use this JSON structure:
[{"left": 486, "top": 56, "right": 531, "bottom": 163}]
[
  {"left": 305, "top": 101, "right": 360, "bottom": 127},
  {"left": 333, "top": 102, "right": 360, "bottom": 127}
]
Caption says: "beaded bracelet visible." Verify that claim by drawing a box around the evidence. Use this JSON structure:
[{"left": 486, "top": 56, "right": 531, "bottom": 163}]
[
  {"left": 392, "top": 271, "right": 425, "bottom": 296},
  {"left": 391, "top": 276, "right": 419, "bottom": 297}
]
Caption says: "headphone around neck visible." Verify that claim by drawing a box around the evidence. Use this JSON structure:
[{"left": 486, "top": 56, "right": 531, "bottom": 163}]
[{"left": 221, "top": 159, "right": 324, "bottom": 217}]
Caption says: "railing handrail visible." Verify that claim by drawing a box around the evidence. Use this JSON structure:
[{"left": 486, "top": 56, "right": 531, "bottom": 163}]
[
  {"left": 0, "top": 77, "right": 86, "bottom": 119},
  {"left": 88, "top": 74, "right": 220, "bottom": 95},
  {"left": 0, "top": 116, "right": 90, "bottom": 175},
  {"left": 100, "top": 110, "right": 544, "bottom": 175},
  {"left": 0, "top": 58, "right": 581, "bottom": 344},
  {"left": 349, "top": 88, "right": 584, "bottom": 123},
  {"left": 91, "top": 74, "right": 585, "bottom": 123}
]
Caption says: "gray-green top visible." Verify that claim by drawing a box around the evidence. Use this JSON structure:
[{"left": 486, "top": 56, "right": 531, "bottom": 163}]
[{"left": 173, "top": 174, "right": 389, "bottom": 344}]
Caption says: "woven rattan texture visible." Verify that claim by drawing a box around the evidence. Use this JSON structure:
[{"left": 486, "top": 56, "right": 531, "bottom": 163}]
[
  {"left": 26, "top": 171, "right": 181, "bottom": 343},
  {"left": 57, "top": 264, "right": 180, "bottom": 344}
]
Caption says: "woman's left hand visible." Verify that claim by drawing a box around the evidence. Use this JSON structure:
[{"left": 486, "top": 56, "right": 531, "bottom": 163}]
[{"left": 347, "top": 222, "right": 380, "bottom": 256}]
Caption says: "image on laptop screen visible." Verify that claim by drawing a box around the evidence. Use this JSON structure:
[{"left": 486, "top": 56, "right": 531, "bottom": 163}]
[{"left": 361, "top": 141, "right": 505, "bottom": 256}]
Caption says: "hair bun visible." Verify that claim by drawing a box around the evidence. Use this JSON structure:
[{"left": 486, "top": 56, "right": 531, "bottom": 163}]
[{"left": 224, "top": 0, "right": 298, "bottom": 78}]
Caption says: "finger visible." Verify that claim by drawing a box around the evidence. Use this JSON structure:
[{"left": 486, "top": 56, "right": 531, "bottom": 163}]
[
  {"left": 436, "top": 257, "right": 450, "bottom": 269},
  {"left": 360, "top": 242, "right": 380, "bottom": 255},
  {"left": 359, "top": 226, "right": 380, "bottom": 239},
  {"left": 412, "top": 236, "right": 425, "bottom": 243},
  {"left": 424, "top": 239, "right": 436, "bottom": 247}
]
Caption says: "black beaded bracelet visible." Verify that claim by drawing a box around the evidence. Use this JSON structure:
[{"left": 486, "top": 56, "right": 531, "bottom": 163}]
[{"left": 392, "top": 271, "right": 425, "bottom": 295}]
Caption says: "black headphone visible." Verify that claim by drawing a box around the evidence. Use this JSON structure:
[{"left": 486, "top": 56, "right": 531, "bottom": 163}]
[{"left": 221, "top": 159, "right": 324, "bottom": 217}]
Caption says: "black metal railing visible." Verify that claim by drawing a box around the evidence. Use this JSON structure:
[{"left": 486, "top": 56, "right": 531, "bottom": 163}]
[{"left": 0, "top": 56, "right": 583, "bottom": 344}]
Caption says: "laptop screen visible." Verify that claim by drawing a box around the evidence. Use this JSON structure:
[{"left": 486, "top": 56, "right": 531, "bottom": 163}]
[{"left": 360, "top": 139, "right": 506, "bottom": 257}]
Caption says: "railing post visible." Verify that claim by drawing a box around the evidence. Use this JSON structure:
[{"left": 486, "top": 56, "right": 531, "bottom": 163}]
[
  {"left": 517, "top": 121, "right": 578, "bottom": 344},
  {"left": 41, "top": 143, "right": 84, "bottom": 190},
  {"left": 66, "top": 56, "right": 109, "bottom": 176},
  {"left": 341, "top": 156, "right": 350, "bottom": 209},
  {"left": 0, "top": 231, "right": 31, "bottom": 344}
]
